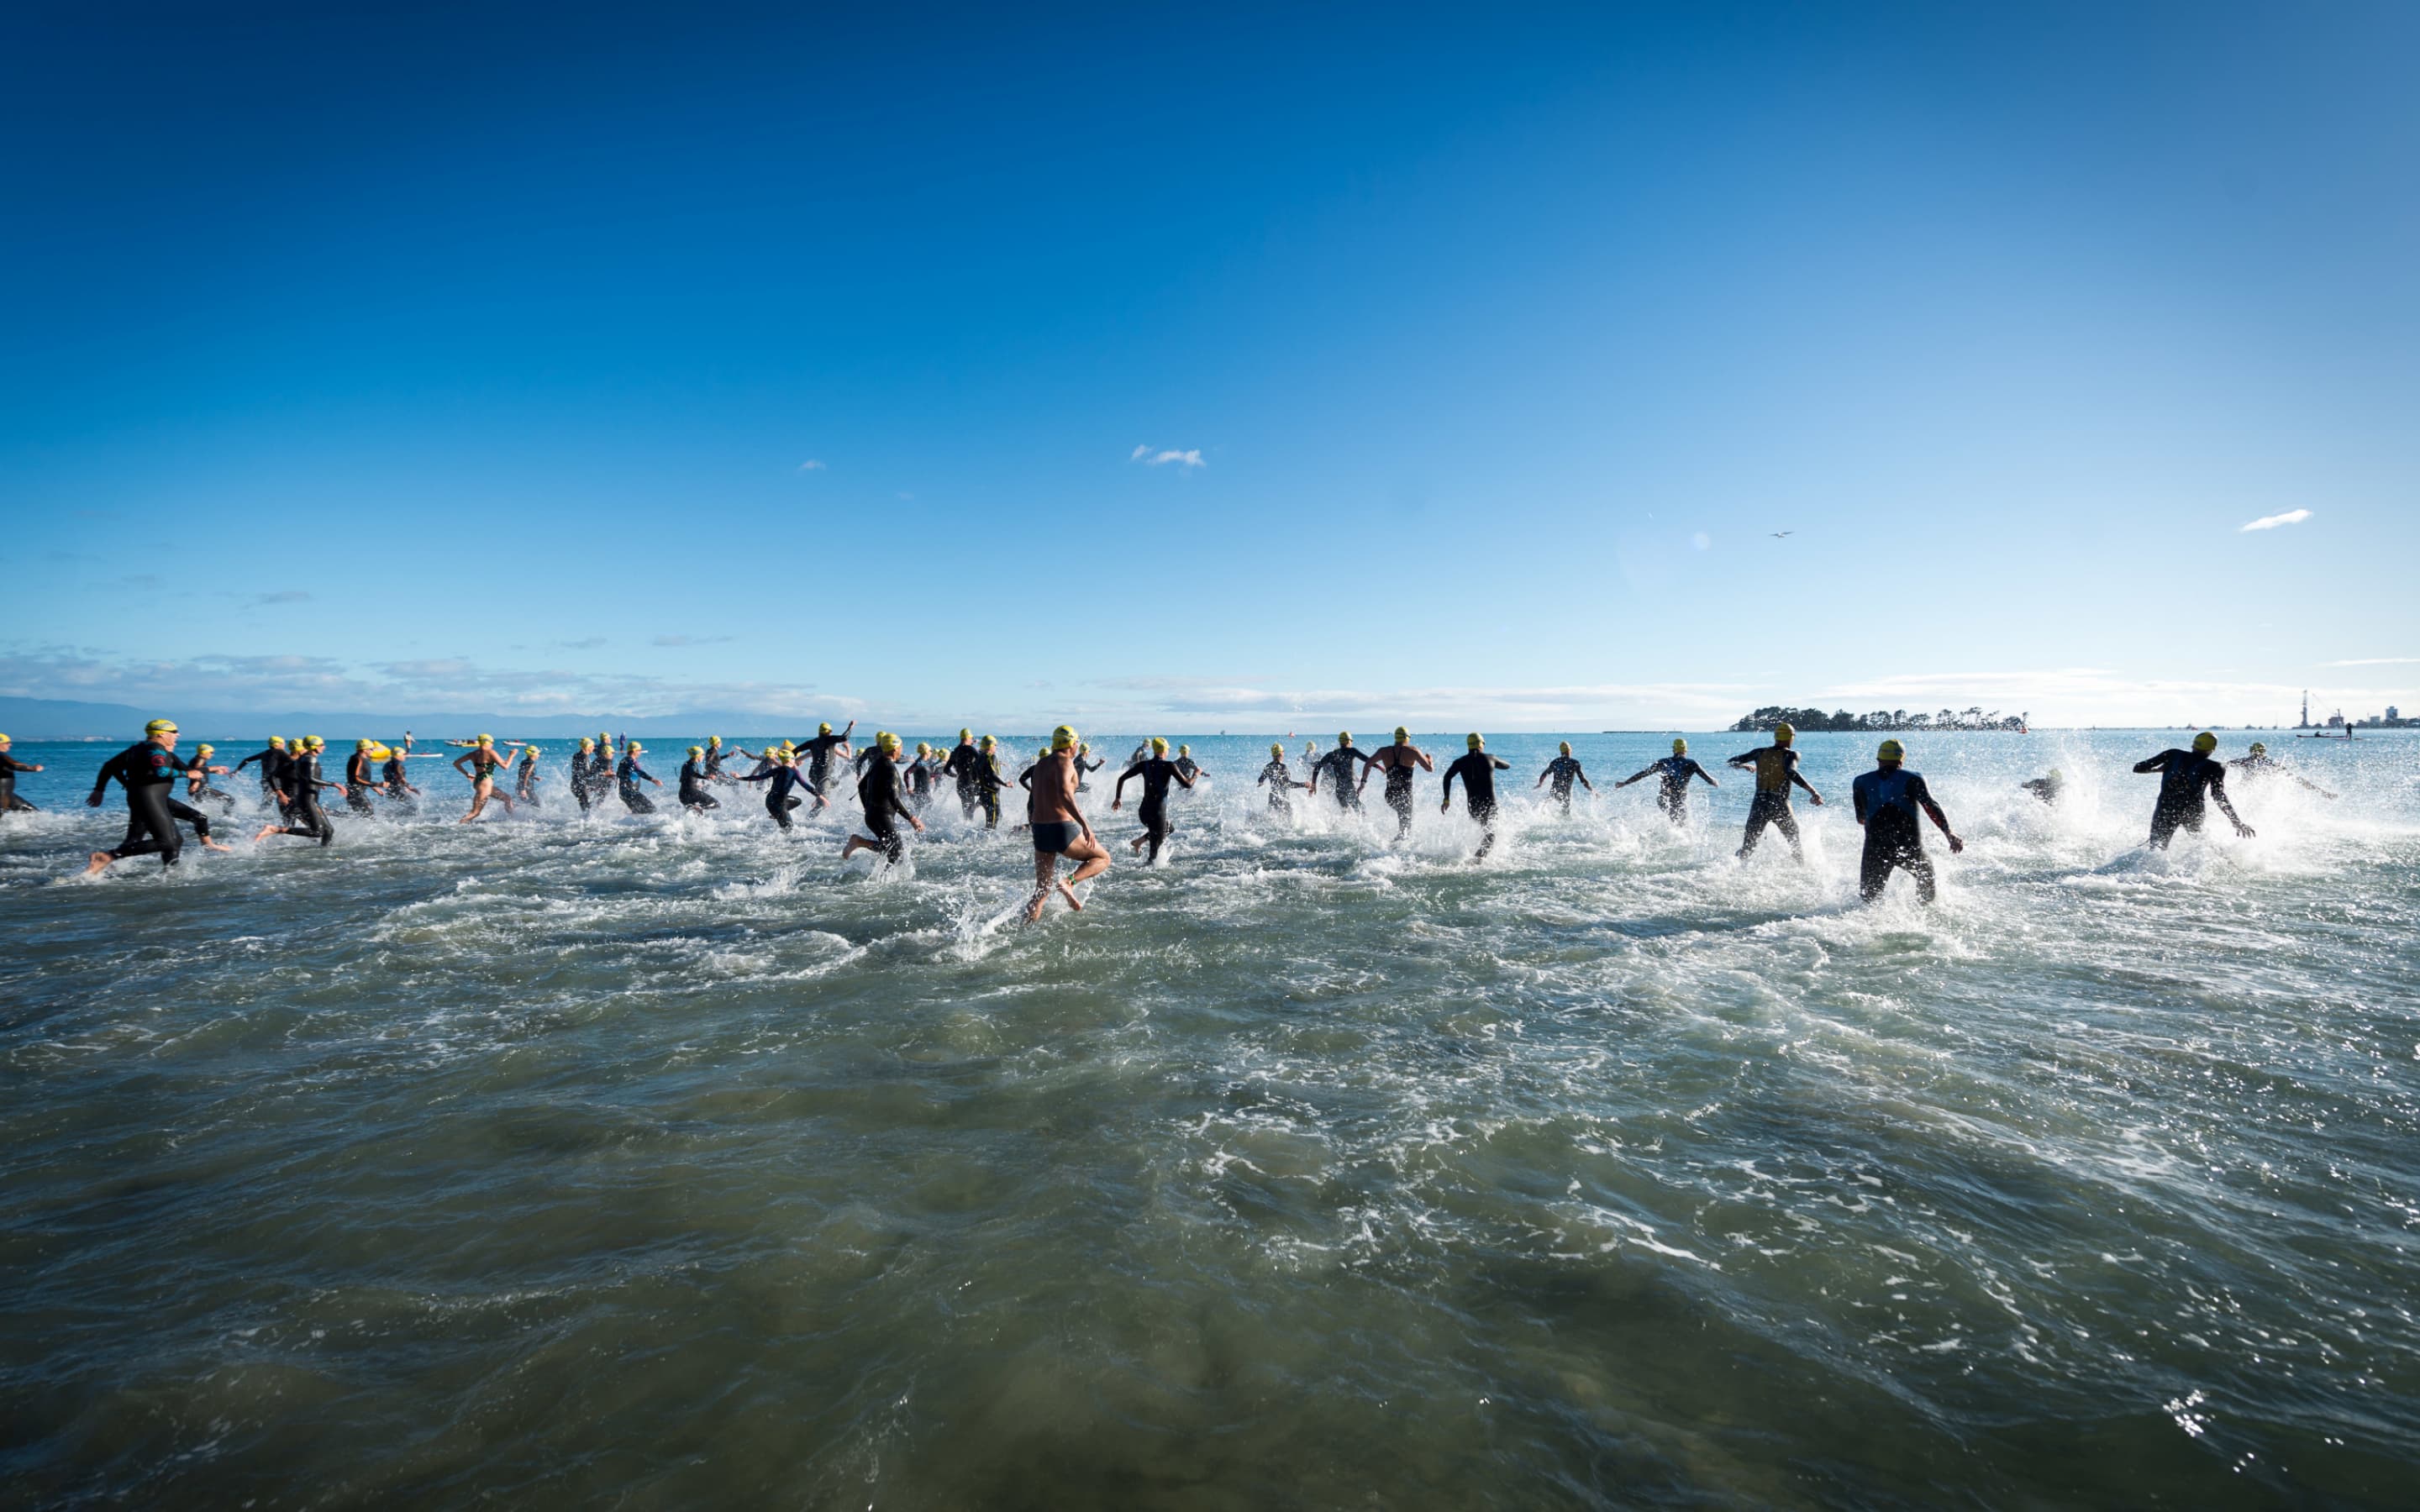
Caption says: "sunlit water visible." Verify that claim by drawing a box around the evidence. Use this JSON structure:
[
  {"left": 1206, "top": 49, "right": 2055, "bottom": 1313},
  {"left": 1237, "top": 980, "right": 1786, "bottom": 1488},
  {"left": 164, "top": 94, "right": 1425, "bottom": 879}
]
[{"left": 4, "top": 729, "right": 2417, "bottom": 1508}]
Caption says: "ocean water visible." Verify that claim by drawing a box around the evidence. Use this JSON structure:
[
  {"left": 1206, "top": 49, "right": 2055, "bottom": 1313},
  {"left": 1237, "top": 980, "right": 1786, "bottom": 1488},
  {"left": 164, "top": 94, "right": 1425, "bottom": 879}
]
[{"left": 3, "top": 728, "right": 2416, "bottom": 1508}]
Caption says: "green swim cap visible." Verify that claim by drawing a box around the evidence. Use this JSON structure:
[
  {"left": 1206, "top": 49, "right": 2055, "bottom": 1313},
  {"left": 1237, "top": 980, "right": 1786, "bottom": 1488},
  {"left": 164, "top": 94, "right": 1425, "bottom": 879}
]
[
  {"left": 1270, "top": 743, "right": 1283, "bottom": 757},
  {"left": 1672, "top": 738, "right": 1687, "bottom": 754},
  {"left": 1466, "top": 732, "right": 1484, "bottom": 750},
  {"left": 2249, "top": 742, "right": 2267, "bottom": 756}
]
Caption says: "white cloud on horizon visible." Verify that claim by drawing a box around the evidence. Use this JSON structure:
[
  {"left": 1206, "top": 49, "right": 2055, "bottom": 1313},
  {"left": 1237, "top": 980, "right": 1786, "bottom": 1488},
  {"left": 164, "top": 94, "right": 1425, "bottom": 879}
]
[
  {"left": 2239, "top": 508, "right": 2312, "bottom": 532},
  {"left": 797, "top": 459, "right": 827, "bottom": 472},
  {"left": 1130, "top": 444, "right": 1205, "bottom": 468},
  {"left": 2323, "top": 657, "right": 2418, "bottom": 666}
]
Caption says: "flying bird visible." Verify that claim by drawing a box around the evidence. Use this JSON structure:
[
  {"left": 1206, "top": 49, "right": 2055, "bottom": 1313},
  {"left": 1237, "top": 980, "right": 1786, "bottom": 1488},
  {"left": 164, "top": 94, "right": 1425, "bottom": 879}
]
[{"left": 1770, "top": 531, "right": 1793, "bottom": 538}]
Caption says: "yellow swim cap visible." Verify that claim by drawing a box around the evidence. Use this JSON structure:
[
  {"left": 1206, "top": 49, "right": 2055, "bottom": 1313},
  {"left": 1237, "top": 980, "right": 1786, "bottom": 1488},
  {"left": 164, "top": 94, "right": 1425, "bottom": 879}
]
[
  {"left": 880, "top": 732, "right": 902, "bottom": 753},
  {"left": 2049, "top": 768, "right": 2063, "bottom": 781},
  {"left": 708, "top": 735, "right": 720, "bottom": 745},
  {"left": 1877, "top": 738, "right": 1905, "bottom": 762},
  {"left": 145, "top": 718, "right": 177, "bottom": 735},
  {"left": 579, "top": 738, "right": 594, "bottom": 749},
  {"left": 916, "top": 742, "right": 931, "bottom": 756},
  {"left": 819, "top": 722, "right": 833, "bottom": 736},
  {"left": 1150, "top": 737, "right": 1169, "bottom": 753},
  {"left": 1773, "top": 722, "right": 1795, "bottom": 743},
  {"left": 1179, "top": 744, "right": 1191, "bottom": 755},
  {"left": 1052, "top": 724, "right": 1077, "bottom": 751},
  {"left": 1338, "top": 731, "right": 1353, "bottom": 746},
  {"left": 628, "top": 741, "right": 643, "bottom": 753},
  {"left": 2192, "top": 731, "right": 2217, "bottom": 753},
  {"left": 0, "top": 733, "right": 9, "bottom": 744},
  {"left": 476, "top": 733, "right": 493, "bottom": 745},
  {"left": 521, "top": 744, "right": 538, "bottom": 756},
  {"left": 1270, "top": 742, "right": 1284, "bottom": 757},
  {"left": 1466, "top": 732, "right": 1484, "bottom": 750},
  {"left": 1394, "top": 726, "right": 1409, "bottom": 743},
  {"left": 980, "top": 734, "right": 996, "bottom": 748},
  {"left": 270, "top": 736, "right": 287, "bottom": 748},
  {"left": 356, "top": 738, "right": 373, "bottom": 749},
  {"left": 195, "top": 743, "right": 213, "bottom": 756},
  {"left": 960, "top": 727, "right": 972, "bottom": 742},
  {"left": 688, "top": 745, "right": 704, "bottom": 757},
  {"left": 1672, "top": 738, "right": 1687, "bottom": 754},
  {"left": 304, "top": 735, "right": 324, "bottom": 750},
  {"left": 2249, "top": 742, "right": 2267, "bottom": 756},
  {"left": 1560, "top": 741, "right": 1573, "bottom": 756}
]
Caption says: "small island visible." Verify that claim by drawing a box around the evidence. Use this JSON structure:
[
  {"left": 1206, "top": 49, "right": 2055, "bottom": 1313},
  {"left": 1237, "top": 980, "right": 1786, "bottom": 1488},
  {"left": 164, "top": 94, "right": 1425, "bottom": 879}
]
[{"left": 1729, "top": 705, "right": 2028, "bottom": 733}]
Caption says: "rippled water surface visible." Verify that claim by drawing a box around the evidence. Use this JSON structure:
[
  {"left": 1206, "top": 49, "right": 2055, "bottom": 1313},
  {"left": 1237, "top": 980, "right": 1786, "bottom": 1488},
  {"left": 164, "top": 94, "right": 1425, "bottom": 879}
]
[{"left": 5, "top": 729, "right": 2417, "bottom": 1508}]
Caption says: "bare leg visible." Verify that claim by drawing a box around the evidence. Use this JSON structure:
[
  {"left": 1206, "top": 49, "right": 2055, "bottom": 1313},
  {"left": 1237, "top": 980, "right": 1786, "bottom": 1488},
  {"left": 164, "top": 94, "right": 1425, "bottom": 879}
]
[
  {"left": 1063, "top": 836, "right": 1111, "bottom": 890},
  {"left": 1026, "top": 852, "right": 1057, "bottom": 923}
]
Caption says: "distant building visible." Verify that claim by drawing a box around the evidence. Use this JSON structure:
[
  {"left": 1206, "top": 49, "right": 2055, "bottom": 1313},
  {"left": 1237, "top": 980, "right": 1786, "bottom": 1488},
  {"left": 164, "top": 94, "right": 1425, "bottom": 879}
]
[{"left": 2391, "top": 706, "right": 2402, "bottom": 722}]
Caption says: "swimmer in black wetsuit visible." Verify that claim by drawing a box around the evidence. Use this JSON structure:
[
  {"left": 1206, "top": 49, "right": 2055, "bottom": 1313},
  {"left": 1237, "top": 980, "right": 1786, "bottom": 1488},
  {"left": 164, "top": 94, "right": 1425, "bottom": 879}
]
[
  {"left": 515, "top": 743, "right": 543, "bottom": 806},
  {"left": 842, "top": 732, "right": 926, "bottom": 864},
  {"left": 567, "top": 738, "right": 597, "bottom": 811},
  {"left": 85, "top": 720, "right": 234, "bottom": 872},
  {"left": 1727, "top": 722, "right": 1823, "bottom": 862},
  {"left": 702, "top": 736, "right": 734, "bottom": 782},
  {"left": 253, "top": 735, "right": 339, "bottom": 847},
  {"left": 234, "top": 736, "right": 288, "bottom": 809},
  {"left": 943, "top": 728, "right": 982, "bottom": 819},
  {"left": 0, "top": 732, "right": 44, "bottom": 814},
  {"left": 678, "top": 748, "right": 720, "bottom": 811},
  {"left": 1616, "top": 738, "right": 1716, "bottom": 825},
  {"left": 617, "top": 743, "right": 663, "bottom": 814},
  {"left": 795, "top": 721, "right": 855, "bottom": 811},
  {"left": 2018, "top": 769, "right": 2065, "bottom": 806},
  {"left": 2228, "top": 742, "right": 2337, "bottom": 799},
  {"left": 453, "top": 735, "right": 516, "bottom": 823},
  {"left": 1851, "top": 739, "right": 1963, "bottom": 904},
  {"left": 341, "top": 740, "right": 381, "bottom": 816},
  {"left": 382, "top": 744, "right": 421, "bottom": 813},
  {"left": 1359, "top": 727, "right": 1434, "bottom": 840},
  {"left": 1076, "top": 744, "right": 1104, "bottom": 792},
  {"left": 1113, "top": 737, "right": 1197, "bottom": 864},
  {"left": 1257, "top": 743, "right": 1308, "bottom": 816},
  {"left": 1440, "top": 732, "right": 1512, "bottom": 860},
  {"left": 1307, "top": 732, "right": 1370, "bottom": 812},
  {"left": 2134, "top": 732, "right": 2254, "bottom": 848},
  {"left": 1535, "top": 741, "right": 1598, "bottom": 816},
  {"left": 176, "top": 743, "right": 235, "bottom": 814},
  {"left": 965, "top": 735, "right": 1016, "bottom": 828},
  {"left": 737, "top": 744, "right": 812, "bottom": 830},
  {"left": 902, "top": 743, "right": 938, "bottom": 811}
]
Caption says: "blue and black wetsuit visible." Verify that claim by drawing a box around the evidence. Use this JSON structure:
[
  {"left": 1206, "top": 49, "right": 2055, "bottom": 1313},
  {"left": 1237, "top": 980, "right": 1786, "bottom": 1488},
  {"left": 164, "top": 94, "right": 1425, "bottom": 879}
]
[
  {"left": 1852, "top": 765, "right": 1939, "bottom": 902},
  {"left": 739, "top": 761, "right": 810, "bottom": 831},
  {"left": 617, "top": 753, "right": 658, "bottom": 816}
]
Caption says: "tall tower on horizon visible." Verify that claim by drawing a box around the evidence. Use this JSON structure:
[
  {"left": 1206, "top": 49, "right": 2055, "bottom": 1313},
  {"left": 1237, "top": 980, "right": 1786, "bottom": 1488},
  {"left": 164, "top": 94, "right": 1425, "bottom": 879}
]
[{"left": 2300, "top": 690, "right": 2310, "bottom": 728}]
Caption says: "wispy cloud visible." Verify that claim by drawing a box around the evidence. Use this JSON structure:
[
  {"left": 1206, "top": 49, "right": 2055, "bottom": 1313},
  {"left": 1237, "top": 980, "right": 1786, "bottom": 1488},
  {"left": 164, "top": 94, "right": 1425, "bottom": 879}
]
[
  {"left": 1130, "top": 444, "right": 1205, "bottom": 469},
  {"left": 248, "top": 590, "right": 312, "bottom": 607},
  {"left": 0, "top": 643, "right": 823, "bottom": 719},
  {"left": 651, "top": 634, "right": 735, "bottom": 648},
  {"left": 797, "top": 459, "right": 826, "bottom": 472},
  {"left": 558, "top": 637, "right": 608, "bottom": 650},
  {"left": 2239, "top": 508, "right": 2312, "bottom": 532},
  {"left": 2323, "top": 656, "right": 2418, "bottom": 666}
]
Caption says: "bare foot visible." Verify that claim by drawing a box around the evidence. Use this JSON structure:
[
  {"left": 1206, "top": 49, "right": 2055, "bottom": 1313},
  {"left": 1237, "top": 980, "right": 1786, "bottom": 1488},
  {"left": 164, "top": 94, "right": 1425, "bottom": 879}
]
[
  {"left": 202, "top": 837, "right": 233, "bottom": 853},
  {"left": 1023, "top": 893, "right": 1048, "bottom": 924},
  {"left": 84, "top": 851, "right": 113, "bottom": 876},
  {"left": 1055, "top": 881, "right": 1084, "bottom": 911},
  {"left": 252, "top": 824, "right": 281, "bottom": 843}
]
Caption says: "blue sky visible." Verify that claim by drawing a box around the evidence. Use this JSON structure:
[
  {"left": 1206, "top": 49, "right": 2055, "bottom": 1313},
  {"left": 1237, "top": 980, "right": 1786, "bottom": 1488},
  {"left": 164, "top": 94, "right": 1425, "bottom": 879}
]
[{"left": 4, "top": 2, "right": 2415, "bottom": 728}]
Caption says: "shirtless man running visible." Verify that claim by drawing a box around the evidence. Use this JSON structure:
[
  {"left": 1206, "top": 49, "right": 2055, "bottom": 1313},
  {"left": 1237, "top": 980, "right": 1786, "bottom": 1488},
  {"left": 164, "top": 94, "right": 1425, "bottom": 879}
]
[{"left": 1025, "top": 725, "right": 1112, "bottom": 921}]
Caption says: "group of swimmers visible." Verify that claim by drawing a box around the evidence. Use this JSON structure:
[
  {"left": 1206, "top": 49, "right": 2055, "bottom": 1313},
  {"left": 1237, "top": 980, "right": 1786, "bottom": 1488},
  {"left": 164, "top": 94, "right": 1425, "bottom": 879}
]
[{"left": 21, "top": 717, "right": 2331, "bottom": 916}]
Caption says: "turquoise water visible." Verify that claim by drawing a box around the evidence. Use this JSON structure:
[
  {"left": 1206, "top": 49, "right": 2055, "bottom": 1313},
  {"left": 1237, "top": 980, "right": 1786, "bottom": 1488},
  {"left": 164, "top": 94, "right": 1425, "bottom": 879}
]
[{"left": 4, "top": 729, "right": 2417, "bottom": 1507}]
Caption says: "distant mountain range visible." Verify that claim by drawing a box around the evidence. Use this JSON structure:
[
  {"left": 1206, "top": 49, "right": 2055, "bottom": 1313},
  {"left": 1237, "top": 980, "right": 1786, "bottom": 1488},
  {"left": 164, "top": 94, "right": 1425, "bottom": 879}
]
[{"left": 0, "top": 696, "right": 822, "bottom": 742}]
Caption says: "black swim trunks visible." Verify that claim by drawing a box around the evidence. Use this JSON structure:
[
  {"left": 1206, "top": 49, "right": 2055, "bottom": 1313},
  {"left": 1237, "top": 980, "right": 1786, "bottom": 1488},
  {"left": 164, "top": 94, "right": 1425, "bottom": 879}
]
[{"left": 1031, "top": 820, "right": 1082, "bottom": 854}]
